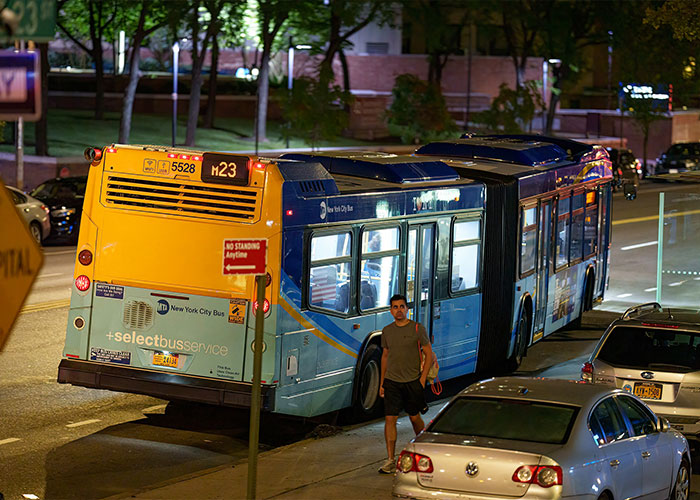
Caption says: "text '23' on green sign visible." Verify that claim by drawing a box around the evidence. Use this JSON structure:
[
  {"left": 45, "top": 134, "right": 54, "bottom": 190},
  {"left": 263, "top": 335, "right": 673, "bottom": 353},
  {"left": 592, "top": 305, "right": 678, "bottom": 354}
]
[{"left": 8, "top": 0, "right": 56, "bottom": 42}]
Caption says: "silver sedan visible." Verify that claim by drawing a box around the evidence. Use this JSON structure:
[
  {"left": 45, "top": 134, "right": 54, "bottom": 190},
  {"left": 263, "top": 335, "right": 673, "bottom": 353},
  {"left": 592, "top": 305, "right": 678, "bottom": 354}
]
[
  {"left": 7, "top": 185, "right": 50, "bottom": 244},
  {"left": 393, "top": 377, "right": 690, "bottom": 500}
]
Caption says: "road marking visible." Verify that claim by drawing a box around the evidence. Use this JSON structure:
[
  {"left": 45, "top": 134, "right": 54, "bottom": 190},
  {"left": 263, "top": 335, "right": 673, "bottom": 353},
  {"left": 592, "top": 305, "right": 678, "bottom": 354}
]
[
  {"left": 142, "top": 404, "right": 167, "bottom": 413},
  {"left": 0, "top": 437, "right": 20, "bottom": 445},
  {"left": 644, "top": 287, "right": 657, "bottom": 292},
  {"left": 22, "top": 494, "right": 40, "bottom": 500},
  {"left": 616, "top": 293, "right": 633, "bottom": 298},
  {"left": 66, "top": 419, "right": 101, "bottom": 428},
  {"left": 669, "top": 281, "right": 684, "bottom": 287},
  {"left": 21, "top": 298, "right": 71, "bottom": 314},
  {"left": 36, "top": 272, "right": 63, "bottom": 279},
  {"left": 613, "top": 208, "right": 700, "bottom": 226},
  {"left": 621, "top": 241, "right": 657, "bottom": 251}
]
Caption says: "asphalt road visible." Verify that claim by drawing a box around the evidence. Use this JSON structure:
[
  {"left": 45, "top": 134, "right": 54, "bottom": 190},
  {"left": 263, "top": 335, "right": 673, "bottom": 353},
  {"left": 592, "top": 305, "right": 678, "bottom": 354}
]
[{"left": 2, "top": 180, "right": 700, "bottom": 499}]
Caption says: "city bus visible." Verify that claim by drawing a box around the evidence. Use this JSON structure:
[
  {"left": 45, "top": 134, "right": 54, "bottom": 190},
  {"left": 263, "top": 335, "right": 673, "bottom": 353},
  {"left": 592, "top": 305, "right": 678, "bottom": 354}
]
[
  {"left": 58, "top": 135, "right": 612, "bottom": 418},
  {"left": 413, "top": 134, "right": 614, "bottom": 369}
]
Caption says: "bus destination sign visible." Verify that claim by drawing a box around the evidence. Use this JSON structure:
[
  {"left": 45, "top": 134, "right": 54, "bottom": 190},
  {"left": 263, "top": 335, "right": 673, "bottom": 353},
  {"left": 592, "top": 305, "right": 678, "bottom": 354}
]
[
  {"left": 223, "top": 238, "right": 267, "bottom": 276},
  {"left": 201, "top": 153, "right": 250, "bottom": 186}
]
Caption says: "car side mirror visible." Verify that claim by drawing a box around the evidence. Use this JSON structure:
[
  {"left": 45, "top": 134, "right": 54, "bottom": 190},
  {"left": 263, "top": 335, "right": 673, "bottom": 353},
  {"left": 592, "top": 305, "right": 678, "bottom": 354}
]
[
  {"left": 623, "top": 183, "right": 637, "bottom": 200},
  {"left": 658, "top": 417, "right": 671, "bottom": 432}
]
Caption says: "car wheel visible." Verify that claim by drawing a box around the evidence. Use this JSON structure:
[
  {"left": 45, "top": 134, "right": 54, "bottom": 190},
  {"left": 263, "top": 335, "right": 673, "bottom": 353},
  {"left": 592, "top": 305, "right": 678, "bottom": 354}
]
[
  {"left": 598, "top": 492, "right": 611, "bottom": 500},
  {"left": 29, "top": 221, "right": 42, "bottom": 245},
  {"left": 352, "top": 343, "right": 382, "bottom": 420},
  {"left": 672, "top": 459, "right": 690, "bottom": 500}
]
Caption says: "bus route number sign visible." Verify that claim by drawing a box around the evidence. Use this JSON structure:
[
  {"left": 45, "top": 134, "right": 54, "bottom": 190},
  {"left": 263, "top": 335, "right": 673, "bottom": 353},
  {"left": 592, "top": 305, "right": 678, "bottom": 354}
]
[
  {"left": 201, "top": 153, "right": 250, "bottom": 186},
  {"left": 223, "top": 239, "right": 267, "bottom": 276}
]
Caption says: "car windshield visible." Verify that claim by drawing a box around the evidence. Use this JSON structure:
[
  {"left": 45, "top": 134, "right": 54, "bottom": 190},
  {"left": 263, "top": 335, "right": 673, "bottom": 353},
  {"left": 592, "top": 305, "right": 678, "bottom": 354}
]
[
  {"left": 666, "top": 144, "right": 700, "bottom": 157},
  {"left": 427, "top": 396, "right": 579, "bottom": 444},
  {"left": 31, "top": 178, "right": 86, "bottom": 199},
  {"left": 597, "top": 326, "right": 700, "bottom": 372}
]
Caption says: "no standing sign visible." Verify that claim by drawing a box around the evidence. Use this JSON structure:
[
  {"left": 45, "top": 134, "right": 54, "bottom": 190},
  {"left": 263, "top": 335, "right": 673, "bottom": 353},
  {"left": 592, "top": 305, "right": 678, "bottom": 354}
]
[{"left": 222, "top": 239, "right": 267, "bottom": 276}]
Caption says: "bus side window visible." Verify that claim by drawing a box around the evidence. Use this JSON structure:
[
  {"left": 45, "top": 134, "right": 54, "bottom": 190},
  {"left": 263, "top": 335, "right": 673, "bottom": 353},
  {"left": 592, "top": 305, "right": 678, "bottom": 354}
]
[
  {"left": 520, "top": 205, "right": 537, "bottom": 276},
  {"left": 556, "top": 197, "right": 570, "bottom": 269},
  {"left": 360, "top": 226, "right": 400, "bottom": 311},
  {"left": 451, "top": 219, "right": 481, "bottom": 293},
  {"left": 569, "top": 192, "right": 585, "bottom": 262},
  {"left": 309, "top": 232, "right": 352, "bottom": 314},
  {"left": 583, "top": 190, "right": 598, "bottom": 257}
]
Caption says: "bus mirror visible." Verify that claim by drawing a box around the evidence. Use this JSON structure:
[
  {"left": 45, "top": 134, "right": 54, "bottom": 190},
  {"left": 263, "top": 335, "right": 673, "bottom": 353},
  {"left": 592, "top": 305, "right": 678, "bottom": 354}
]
[{"left": 623, "top": 183, "right": 636, "bottom": 201}]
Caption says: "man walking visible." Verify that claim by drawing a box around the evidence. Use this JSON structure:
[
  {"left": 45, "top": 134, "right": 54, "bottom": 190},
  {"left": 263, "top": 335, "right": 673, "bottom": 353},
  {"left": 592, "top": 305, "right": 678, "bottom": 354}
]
[{"left": 378, "top": 294, "right": 433, "bottom": 474}]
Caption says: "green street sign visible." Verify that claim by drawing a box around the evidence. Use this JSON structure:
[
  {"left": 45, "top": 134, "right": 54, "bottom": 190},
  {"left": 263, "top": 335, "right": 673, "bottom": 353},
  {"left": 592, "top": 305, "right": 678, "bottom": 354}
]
[{"left": 7, "top": 0, "right": 56, "bottom": 42}]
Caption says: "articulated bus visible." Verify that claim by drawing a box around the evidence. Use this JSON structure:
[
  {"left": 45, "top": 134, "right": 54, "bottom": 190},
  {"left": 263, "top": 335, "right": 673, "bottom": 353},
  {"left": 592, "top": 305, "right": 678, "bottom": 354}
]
[{"left": 58, "top": 135, "right": 612, "bottom": 418}]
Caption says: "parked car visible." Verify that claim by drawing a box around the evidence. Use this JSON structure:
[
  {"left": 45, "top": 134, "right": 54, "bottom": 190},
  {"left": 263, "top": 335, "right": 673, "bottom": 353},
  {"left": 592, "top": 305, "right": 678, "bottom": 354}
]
[
  {"left": 30, "top": 176, "right": 87, "bottom": 244},
  {"left": 6, "top": 185, "right": 50, "bottom": 244},
  {"left": 606, "top": 147, "right": 641, "bottom": 187},
  {"left": 653, "top": 142, "right": 700, "bottom": 176},
  {"left": 393, "top": 377, "right": 689, "bottom": 500},
  {"left": 583, "top": 302, "right": 700, "bottom": 447}
]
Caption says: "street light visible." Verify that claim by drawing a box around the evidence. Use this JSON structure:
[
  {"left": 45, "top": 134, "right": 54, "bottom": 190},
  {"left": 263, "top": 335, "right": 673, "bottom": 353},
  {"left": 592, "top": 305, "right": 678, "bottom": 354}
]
[
  {"left": 172, "top": 41, "right": 180, "bottom": 147},
  {"left": 285, "top": 41, "right": 312, "bottom": 148}
]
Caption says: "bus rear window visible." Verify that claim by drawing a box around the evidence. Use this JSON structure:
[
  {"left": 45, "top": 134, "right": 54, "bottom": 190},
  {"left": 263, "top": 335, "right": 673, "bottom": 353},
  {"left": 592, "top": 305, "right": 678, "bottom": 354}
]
[{"left": 428, "top": 397, "right": 578, "bottom": 444}]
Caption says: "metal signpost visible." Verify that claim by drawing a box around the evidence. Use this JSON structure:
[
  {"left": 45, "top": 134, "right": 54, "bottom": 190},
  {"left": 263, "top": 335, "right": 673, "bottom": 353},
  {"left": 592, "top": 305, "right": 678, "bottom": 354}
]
[
  {"left": 0, "top": 177, "right": 43, "bottom": 349},
  {"left": 222, "top": 238, "right": 268, "bottom": 500}
]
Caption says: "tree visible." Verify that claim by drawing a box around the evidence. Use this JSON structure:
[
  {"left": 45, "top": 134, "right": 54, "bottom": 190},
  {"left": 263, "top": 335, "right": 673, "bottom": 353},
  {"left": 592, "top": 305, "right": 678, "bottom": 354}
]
[
  {"left": 184, "top": 0, "right": 226, "bottom": 147},
  {"left": 117, "top": 1, "right": 172, "bottom": 144},
  {"left": 540, "top": 1, "right": 608, "bottom": 133},
  {"left": 35, "top": 43, "right": 49, "bottom": 156},
  {"left": 254, "top": 0, "right": 289, "bottom": 143},
  {"left": 402, "top": 0, "right": 474, "bottom": 86},
  {"left": 56, "top": 0, "right": 117, "bottom": 120},
  {"left": 472, "top": 81, "right": 545, "bottom": 133}
]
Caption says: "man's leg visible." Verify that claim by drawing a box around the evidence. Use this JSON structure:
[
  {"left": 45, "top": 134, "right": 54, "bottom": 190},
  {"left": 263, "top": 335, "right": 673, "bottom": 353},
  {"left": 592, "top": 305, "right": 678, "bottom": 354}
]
[
  {"left": 408, "top": 413, "right": 425, "bottom": 435},
  {"left": 384, "top": 415, "right": 399, "bottom": 459}
]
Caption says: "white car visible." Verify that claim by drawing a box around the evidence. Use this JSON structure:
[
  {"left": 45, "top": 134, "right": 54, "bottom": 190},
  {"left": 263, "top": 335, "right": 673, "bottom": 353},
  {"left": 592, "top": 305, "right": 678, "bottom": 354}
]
[
  {"left": 393, "top": 377, "right": 690, "bottom": 500},
  {"left": 7, "top": 185, "right": 50, "bottom": 244}
]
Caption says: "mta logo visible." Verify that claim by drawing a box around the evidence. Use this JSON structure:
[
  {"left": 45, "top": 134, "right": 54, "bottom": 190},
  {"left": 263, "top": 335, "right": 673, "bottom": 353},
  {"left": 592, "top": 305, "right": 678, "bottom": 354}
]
[{"left": 157, "top": 299, "right": 170, "bottom": 315}]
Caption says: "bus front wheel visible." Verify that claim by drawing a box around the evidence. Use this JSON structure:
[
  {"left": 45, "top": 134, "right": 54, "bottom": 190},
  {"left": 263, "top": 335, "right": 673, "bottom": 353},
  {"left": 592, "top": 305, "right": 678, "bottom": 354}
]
[{"left": 353, "top": 343, "right": 383, "bottom": 419}]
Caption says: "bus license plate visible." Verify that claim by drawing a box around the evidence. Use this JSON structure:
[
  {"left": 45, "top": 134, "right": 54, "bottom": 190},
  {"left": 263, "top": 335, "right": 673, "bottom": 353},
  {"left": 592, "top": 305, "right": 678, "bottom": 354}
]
[
  {"left": 634, "top": 382, "right": 662, "bottom": 400},
  {"left": 153, "top": 352, "right": 179, "bottom": 368}
]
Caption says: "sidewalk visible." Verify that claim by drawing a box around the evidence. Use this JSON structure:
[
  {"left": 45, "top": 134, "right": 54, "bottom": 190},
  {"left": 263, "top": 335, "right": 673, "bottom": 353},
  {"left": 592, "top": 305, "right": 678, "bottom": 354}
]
[
  {"left": 109, "top": 404, "right": 444, "bottom": 500},
  {"left": 108, "top": 310, "right": 618, "bottom": 500}
]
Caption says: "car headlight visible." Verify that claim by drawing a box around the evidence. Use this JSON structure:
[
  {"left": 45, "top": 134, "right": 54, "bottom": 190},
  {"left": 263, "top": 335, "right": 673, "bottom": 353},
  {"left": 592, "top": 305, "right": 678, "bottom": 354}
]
[
  {"left": 50, "top": 207, "right": 77, "bottom": 217},
  {"left": 685, "top": 159, "right": 697, "bottom": 168}
]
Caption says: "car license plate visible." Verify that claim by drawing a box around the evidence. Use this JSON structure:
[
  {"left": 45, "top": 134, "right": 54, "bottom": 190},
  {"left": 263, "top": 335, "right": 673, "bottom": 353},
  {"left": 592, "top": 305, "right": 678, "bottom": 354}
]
[
  {"left": 153, "top": 352, "right": 179, "bottom": 368},
  {"left": 634, "top": 382, "right": 662, "bottom": 400}
]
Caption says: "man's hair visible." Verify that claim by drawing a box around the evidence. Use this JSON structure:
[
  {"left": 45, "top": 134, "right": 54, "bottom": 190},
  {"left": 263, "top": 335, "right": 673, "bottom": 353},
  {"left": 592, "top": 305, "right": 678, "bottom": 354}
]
[{"left": 390, "top": 294, "right": 407, "bottom": 306}]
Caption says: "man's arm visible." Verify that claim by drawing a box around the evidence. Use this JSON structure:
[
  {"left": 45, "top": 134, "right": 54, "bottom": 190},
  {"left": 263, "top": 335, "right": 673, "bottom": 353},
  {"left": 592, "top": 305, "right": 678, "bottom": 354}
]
[
  {"left": 380, "top": 348, "right": 389, "bottom": 397},
  {"left": 419, "top": 342, "right": 433, "bottom": 387}
]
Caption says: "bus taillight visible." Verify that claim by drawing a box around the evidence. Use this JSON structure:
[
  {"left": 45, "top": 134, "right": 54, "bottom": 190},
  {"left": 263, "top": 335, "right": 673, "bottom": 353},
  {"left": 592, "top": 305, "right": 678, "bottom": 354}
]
[
  {"left": 78, "top": 249, "right": 92, "bottom": 266},
  {"left": 75, "top": 275, "right": 91, "bottom": 292}
]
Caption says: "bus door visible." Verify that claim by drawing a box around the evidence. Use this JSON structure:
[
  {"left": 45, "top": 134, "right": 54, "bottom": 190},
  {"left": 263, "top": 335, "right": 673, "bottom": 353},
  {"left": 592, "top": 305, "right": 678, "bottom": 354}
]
[
  {"left": 596, "top": 184, "right": 612, "bottom": 296},
  {"left": 534, "top": 198, "right": 553, "bottom": 334},
  {"left": 406, "top": 223, "right": 436, "bottom": 340}
]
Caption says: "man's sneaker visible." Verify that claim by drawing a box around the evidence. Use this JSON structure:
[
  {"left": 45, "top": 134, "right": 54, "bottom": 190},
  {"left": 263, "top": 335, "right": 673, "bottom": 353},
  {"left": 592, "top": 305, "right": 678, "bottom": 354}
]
[{"left": 378, "top": 457, "right": 396, "bottom": 474}]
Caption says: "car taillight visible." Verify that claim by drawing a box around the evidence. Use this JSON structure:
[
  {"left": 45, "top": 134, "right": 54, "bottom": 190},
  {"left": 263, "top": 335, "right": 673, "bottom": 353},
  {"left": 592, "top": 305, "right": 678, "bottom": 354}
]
[
  {"left": 397, "top": 451, "right": 433, "bottom": 473},
  {"left": 78, "top": 249, "right": 92, "bottom": 266},
  {"left": 512, "top": 465, "right": 562, "bottom": 487},
  {"left": 75, "top": 275, "right": 91, "bottom": 292},
  {"left": 581, "top": 361, "right": 593, "bottom": 381},
  {"left": 41, "top": 204, "right": 48, "bottom": 214}
]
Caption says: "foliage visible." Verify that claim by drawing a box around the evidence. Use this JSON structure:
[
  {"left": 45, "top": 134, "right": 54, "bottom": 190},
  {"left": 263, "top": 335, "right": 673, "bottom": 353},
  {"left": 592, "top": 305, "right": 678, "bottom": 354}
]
[
  {"left": 472, "top": 81, "right": 545, "bottom": 133},
  {"left": 279, "top": 76, "right": 354, "bottom": 149},
  {"left": 386, "top": 74, "right": 457, "bottom": 144},
  {"left": 645, "top": 0, "right": 700, "bottom": 41}
]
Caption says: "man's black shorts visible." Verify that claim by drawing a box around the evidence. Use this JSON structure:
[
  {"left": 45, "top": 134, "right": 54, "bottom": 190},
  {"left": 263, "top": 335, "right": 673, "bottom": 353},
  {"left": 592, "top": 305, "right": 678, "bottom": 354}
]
[{"left": 383, "top": 378, "right": 427, "bottom": 416}]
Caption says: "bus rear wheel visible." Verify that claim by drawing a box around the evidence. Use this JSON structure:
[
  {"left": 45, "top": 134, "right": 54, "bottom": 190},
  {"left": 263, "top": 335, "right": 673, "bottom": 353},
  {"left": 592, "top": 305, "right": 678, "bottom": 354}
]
[
  {"left": 353, "top": 343, "right": 383, "bottom": 420},
  {"left": 505, "top": 312, "right": 528, "bottom": 373}
]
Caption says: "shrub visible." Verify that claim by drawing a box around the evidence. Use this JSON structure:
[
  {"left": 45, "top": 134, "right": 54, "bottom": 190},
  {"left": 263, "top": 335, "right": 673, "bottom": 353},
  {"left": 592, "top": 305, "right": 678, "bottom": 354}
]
[
  {"left": 279, "top": 76, "right": 354, "bottom": 149},
  {"left": 472, "top": 81, "right": 545, "bottom": 133},
  {"left": 386, "top": 74, "right": 457, "bottom": 144}
]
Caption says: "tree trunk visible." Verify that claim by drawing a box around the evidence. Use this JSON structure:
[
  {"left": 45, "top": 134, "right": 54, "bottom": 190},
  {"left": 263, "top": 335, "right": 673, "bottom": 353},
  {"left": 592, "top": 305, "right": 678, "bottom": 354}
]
[
  {"left": 34, "top": 43, "right": 49, "bottom": 156},
  {"left": 338, "top": 48, "right": 350, "bottom": 93},
  {"left": 119, "top": 43, "right": 142, "bottom": 143},
  {"left": 204, "top": 36, "right": 219, "bottom": 129},
  {"left": 545, "top": 91, "right": 559, "bottom": 135},
  {"left": 185, "top": 2, "right": 202, "bottom": 147},
  {"left": 256, "top": 47, "right": 271, "bottom": 143}
]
